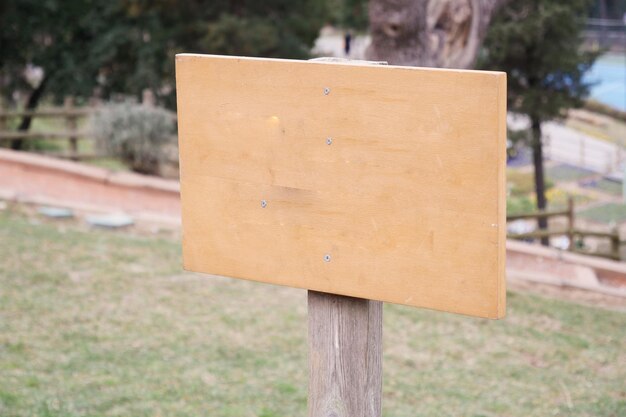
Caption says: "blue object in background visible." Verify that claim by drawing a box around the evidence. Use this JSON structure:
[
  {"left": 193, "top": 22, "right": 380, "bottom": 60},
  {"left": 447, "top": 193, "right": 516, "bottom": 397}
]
[{"left": 585, "top": 53, "right": 626, "bottom": 111}]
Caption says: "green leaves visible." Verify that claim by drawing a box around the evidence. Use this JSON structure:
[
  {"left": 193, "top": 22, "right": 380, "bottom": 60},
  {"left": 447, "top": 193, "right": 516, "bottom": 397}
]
[
  {"left": 0, "top": 0, "right": 331, "bottom": 108},
  {"left": 480, "top": 0, "right": 599, "bottom": 123}
]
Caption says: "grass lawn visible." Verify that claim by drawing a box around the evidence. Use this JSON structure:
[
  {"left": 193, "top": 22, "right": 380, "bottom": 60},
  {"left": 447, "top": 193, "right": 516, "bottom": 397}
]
[
  {"left": 594, "top": 179, "right": 623, "bottom": 197},
  {"left": 578, "top": 203, "right": 626, "bottom": 224},
  {"left": 581, "top": 178, "right": 623, "bottom": 197},
  {"left": 0, "top": 210, "right": 625, "bottom": 417},
  {"left": 2, "top": 111, "right": 129, "bottom": 172},
  {"left": 546, "top": 164, "right": 596, "bottom": 183}
]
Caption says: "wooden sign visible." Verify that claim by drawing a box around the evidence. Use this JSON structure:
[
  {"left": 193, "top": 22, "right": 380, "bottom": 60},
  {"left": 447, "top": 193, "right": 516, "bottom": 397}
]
[{"left": 176, "top": 54, "right": 506, "bottom": 319}]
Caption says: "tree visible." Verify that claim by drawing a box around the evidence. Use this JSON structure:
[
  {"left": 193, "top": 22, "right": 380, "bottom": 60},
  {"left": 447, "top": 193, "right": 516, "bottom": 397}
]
[
  {"left": 0, "top": 0, "right": 330, "bottom": 149},
  {"left": 327, "top": 0, "right": 370, "bottom": 31},
  {"left": 0, "top": 1, "right": 123, "bottom": 149},
  {"left": 365, "top": 0, "right": 510, "bottom": 68},
  {"left": 480, "top": 0, "right": 598, "bottom": 243}
]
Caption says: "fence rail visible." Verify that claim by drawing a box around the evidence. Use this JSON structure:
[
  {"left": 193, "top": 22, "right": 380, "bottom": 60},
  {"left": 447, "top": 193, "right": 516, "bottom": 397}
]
[
  {"left": 0, "top": 109, "right": 91, "bottom": 118},
  {"left": 507, "top": 197, "right": 624, "bottom": 261},
  {"left": 3, "top": 103, "right": 626, "bottom": 262},
  {"left": 0, "top": 131, "right": 88, "bottom": 140},
  {"left": 0, "top": 99, "right": 94, "bottom": 160}
]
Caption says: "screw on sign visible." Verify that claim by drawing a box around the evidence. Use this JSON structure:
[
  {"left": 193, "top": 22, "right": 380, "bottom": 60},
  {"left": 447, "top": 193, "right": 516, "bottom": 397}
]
[{"left": 175, "top": 54, "right": 507, "bottom": 416}]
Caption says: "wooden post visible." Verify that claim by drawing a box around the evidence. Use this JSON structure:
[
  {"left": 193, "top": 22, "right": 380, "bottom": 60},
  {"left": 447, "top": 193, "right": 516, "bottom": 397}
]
[
  {"left": 142, "top": 89, "right": 155, "bottom": 107},
  {"left": 610, "top": 225, "right": 620, "bottom": 261},
  {"left": 64, "top": 96, "right": 78, "bottom": 160},
  {"left": 0, "top": 98, "right": 6, "bottom": 137},
  {"left": 308, "top": 291, "right": 382, "bottom": 417},
  {"left": 567, "top": 196, "right": 575, "bottom": 251},
  {"left": 306, "top": 57, "right": 385, "bottom": 417}
]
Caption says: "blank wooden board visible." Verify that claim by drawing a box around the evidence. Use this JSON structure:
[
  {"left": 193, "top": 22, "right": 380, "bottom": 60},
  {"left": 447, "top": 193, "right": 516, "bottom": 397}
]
[{"left": 176, "top": 54, "right": 506, "bottom": 318}]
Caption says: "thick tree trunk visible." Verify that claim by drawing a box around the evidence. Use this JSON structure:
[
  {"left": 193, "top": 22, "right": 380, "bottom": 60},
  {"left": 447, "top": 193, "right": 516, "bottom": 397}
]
[
  {"left": 11, "top": 75, "right": 49, "bottom": 150},
  {"left": 531, "top": 117, "right": 549, "bottom": 246},
  {"left": 366, "top": 0, "right": 510, "bottom": 68}
]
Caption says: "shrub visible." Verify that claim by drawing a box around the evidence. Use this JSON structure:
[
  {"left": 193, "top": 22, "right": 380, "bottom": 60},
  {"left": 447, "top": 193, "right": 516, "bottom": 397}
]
[
  {"left": 507, "top": 169, "right": 554, "bottom": 197},
  {"left": 91, "top": 103, "right": 176, "bottom": 175},
  {"left": 507, "top": 195, "right": 535, "bottom": 216}
]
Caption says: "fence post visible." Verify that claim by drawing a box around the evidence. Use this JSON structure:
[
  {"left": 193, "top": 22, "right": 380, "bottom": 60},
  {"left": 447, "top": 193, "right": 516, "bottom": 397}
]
[
  {"left": 142, "top": 89, "right": 155, "bottom": 107},
  {"left": 610, "top": 225, "right": 620, "bottom": 261},
  {"left": 567, "top": 197, "right": 575, "bottom": 251},
  {"left": 64, "top": 96, "right": 78, "bottom": 160},
  {"left": 0, "top": 97, "right": 6, "bottom": 136},
  {"left": 308, "top": 291, "right": 382, "bottom": 417}
]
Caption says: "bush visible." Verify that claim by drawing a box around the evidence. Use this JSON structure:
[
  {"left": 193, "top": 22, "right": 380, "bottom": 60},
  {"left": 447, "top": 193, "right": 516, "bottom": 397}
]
[
  {"left": 507, "top": 169, "right": 554, "bottom": 197},
  {"left": 507, "top": 195, "right": 535, "bottom": 216},
  {"left": 91, "top": 103, "right": 176, "bottom": 175}
]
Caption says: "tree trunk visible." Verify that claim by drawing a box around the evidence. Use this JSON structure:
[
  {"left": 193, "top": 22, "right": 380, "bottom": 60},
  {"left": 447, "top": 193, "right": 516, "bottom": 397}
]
[
  {"left": 531, "top": 117, "right": 549, "bottom": 246},
  {"left": 366, "top": 0, "right": 511, "bottom": 68},
  {"left": 11, "top": 75, "right": 49, "bottom": 150}
]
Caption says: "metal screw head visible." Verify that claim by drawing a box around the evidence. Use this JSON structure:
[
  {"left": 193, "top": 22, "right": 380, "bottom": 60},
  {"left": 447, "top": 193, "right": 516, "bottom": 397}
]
[
  {"left": 323, "top": 254, "right": 331, "bottom": 262},
  {"left": 323, "top": 87, "right": 330, "bottom": 95},
  {"left": 261, "top": 200, "right": 267, "bottom": 208},
  {"left": 326, "top": 137, "right": 333, "bottom": 145}
]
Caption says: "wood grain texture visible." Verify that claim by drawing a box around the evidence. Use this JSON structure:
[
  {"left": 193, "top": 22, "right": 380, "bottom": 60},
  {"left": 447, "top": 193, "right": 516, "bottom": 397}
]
[
  {"left": 308, "top": 291, "right": 382, "bottom": 417},
  {"left": 176, "top": 54, "right": 506, "bottom": 318}
]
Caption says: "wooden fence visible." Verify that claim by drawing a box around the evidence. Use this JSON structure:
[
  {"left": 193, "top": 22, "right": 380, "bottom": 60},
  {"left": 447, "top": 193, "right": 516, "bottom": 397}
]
[
  {"left": 0, "top": 98, "right": 95, "bottom": 160},
  {"left": 2, "top": 103, "right": 624, "bottom": 262},
  {"left": 507, "top": 198, "right": 624, "bottom": 261}
]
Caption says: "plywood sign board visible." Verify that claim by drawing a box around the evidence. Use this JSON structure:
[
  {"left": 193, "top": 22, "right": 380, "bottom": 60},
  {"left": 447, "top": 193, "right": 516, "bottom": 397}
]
[{"left": 176, "top": 54, "right": 506, "bottom": 319}]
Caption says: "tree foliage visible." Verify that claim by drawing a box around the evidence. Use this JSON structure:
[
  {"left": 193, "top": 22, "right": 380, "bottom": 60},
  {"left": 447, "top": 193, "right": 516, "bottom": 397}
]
[
  {"left": 327, "top": 0, "right": 369, "bottom": 31},
  {"left": 0, "top": 0, "right": 330, "bottom": 107},
  {"left": 480, "top": 0, "right": 598, "bottom": 124},
  {"left": 480, "top": 0, "right": 598, "bottom": 240}
]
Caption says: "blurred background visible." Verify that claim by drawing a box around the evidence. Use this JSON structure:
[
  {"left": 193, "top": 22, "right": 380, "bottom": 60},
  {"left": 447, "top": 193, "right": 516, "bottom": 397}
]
[{"left": 0, "top": 1, "right": 625, "bottom": 416}]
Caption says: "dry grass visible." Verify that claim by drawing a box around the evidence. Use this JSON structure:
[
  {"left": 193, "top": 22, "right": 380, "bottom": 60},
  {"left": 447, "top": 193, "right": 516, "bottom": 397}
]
[{"left": 0, "top": 209, "right": 625, "bottom": 416}]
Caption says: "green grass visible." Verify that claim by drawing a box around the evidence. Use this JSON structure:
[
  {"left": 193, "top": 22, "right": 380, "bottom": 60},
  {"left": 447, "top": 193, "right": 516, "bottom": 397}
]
[
  {"left": 578, "top": 202, "right": 626, "bottom": 224},
  {"left": 507, "top": 194, "right": 535, "bottom": 216},
  {"left": 507, "top": 169, "right": 541, "bottom": 196},
  {"left": 584, "top": 178, "right": 624, "bottom": 197},
  {"left": 546, "top": 164, "right": 596, "bottom": 183},
  {"left": 507, "top": 168, "right": 555, "bottom": 197},
  {"left": 1, "top": 114, "right": 131, "bottom": 172},
  {"left": 547, "top": 189, "right": 595, "bottom": 211},
  {"left": 0, "top": 210, "right": 625, "bottom": 416},
  {"left": 83, "top": 157, "right": 129, "bottom": 172}
]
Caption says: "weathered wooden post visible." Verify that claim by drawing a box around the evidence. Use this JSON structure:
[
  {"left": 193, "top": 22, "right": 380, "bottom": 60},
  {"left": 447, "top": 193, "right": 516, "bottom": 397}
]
[
  {"left": 308, "top": 291, "right": 382, "bottom": 417},
  {"left": 306, "top": 58, "right": 384, "bottom": 417},
  {"left": 0, "top": 97, "right": 6, "bottom": 138},
  {"left": 567, "top": 196, "right": 575, "bottom": 251},
  {"left": 610, "top": 225, "right": 620, "bottom": 261},
  {"left": 175, "top": 54, "right": 507, "bottom": 415},
  {"left": 64, "top": 96, "right": 78, "bottom": 160}
]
